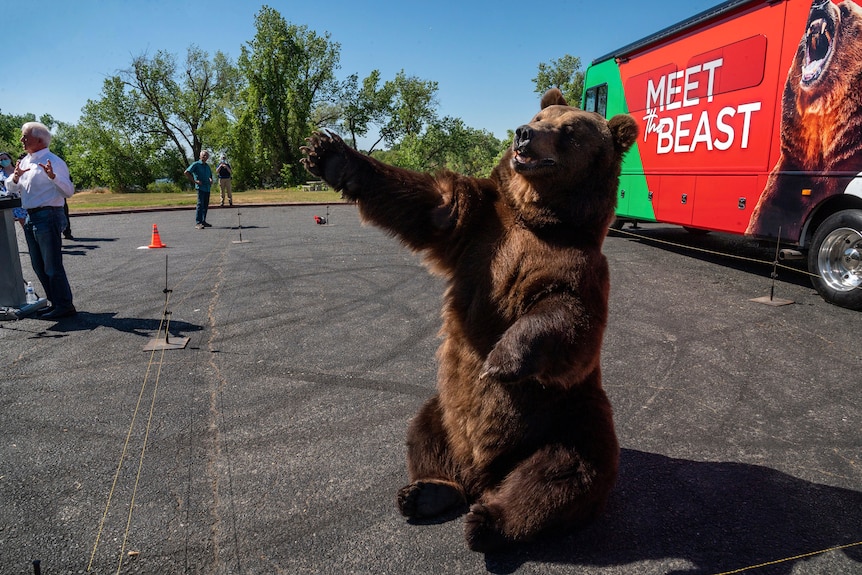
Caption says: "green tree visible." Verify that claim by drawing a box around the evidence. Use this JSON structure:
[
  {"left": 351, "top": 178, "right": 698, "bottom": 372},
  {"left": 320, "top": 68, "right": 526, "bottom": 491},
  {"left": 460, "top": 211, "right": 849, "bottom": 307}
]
[
  {"left": 236, "top": 5, "right": 340, "bottom": 187},
  {"left": 377, "top": 117, "right": 506, "bottom": 177},
  {"left": 379, "top": 71, "right": 438, "bottom": 147},
  {"left": 2, "top": 111, "right": 80, "bottom": 182},
  {"left": 123, "top": 45, "right": 236, "bottom": 170},
  {"left": 0, "top": 110, "right": 35, "bottom": 157},
  {"left": 62, "top": 77, "right": 160, "bottom": 190},
  {"left": 533, "top": 54, "right": 584, "bottom": 108},
  {"left": 197, "top": 51, "right": 245, "bottom": 184},
  {"left": 62, "top": 46, "right": 238, "bottom": 190},
  {"left": 335, "top": 70, "right": 396, "bottom": 152}
]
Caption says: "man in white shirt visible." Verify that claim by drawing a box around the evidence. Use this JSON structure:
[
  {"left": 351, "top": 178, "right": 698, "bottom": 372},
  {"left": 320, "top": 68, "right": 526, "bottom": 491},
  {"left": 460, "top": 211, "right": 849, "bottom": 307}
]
[{"left": 5, "top": 122, "right": 76, "bottom": 319}]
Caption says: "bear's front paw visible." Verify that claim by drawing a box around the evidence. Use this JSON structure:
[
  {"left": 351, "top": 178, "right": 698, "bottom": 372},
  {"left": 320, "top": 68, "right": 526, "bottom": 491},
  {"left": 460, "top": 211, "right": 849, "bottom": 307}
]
[
  {"left": 480, "top": 342, "right": 534, "bottom": 383},
  {"left": 300, "top": 131, "right": 348, "bottom": 187},
  {"left": 464, "top": 503, "right": 508, "bottom": 552},
  {"left": 397, "top": 480, "right": 465, "bottom": 519}
]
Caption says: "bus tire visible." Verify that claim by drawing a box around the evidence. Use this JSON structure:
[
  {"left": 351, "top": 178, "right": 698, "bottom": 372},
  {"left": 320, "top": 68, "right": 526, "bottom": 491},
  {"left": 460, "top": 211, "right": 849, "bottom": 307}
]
[{"left": 808, "top": 209, "right": 862, "bottom": 310}]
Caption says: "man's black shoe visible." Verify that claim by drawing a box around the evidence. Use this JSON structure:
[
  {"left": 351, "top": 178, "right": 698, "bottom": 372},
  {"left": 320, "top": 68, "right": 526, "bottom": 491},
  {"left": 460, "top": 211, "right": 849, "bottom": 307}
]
[
  {"left": 40, "top": 306, "right": 77, "bottom": 320},
  {"left": 35, "top": 306, "right": 55, "bottom": 317},
  {"left": 202, "top": 221, "right": 212, "bottom": 228}
]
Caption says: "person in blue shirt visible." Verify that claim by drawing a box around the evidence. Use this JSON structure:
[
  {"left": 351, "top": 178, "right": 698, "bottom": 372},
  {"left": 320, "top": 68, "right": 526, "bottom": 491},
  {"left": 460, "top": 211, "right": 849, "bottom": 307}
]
[{"left": 184, "top": 150, "right": 213, "bottom": 229}]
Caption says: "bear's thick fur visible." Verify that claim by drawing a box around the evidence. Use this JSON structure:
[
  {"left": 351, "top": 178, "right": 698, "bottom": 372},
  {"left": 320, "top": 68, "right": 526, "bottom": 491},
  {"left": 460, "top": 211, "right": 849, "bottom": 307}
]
[
  {"left": 301, "top": 89, "right": 638, "bottom": 551},
  {"left": 747, "top": 0, "right": 862, "bottom": 239}
]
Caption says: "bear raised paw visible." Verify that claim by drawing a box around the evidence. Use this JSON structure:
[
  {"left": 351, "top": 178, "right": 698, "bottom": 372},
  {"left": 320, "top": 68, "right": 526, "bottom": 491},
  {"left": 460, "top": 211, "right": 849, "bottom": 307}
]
[{"left": 302, "top": 89, "right": 637, "bottom": 552}]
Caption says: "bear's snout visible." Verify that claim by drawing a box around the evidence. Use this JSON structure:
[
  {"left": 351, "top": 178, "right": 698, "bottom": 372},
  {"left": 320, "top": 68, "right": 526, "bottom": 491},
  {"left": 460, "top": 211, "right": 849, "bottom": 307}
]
[{"left": 514, "top": 125, "right": 533, "bottom": 153}]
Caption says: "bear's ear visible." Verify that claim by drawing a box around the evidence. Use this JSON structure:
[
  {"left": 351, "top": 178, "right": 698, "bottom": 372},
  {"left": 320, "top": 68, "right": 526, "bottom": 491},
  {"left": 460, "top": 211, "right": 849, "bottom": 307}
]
[
  {"left": 607, "top": 114, "right": 639, "bottom": 154},
  {"left": 540, "top": 88, "right": 568, "bottom": 109}
]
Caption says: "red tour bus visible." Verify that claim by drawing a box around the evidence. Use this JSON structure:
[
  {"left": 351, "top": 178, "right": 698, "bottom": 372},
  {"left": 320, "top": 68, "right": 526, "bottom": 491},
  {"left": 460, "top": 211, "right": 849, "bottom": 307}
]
[{"left": 582, "top": 0, "right": 862, "bottom": 310}]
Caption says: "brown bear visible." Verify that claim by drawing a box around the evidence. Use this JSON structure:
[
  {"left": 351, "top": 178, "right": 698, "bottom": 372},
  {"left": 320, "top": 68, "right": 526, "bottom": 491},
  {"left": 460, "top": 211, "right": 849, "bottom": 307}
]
[
  {"left": 747, "top": 0, "right": 862, "bottom": 239},
  {"left": 301, "top": 88, "right": 638, "bottom": 552}
]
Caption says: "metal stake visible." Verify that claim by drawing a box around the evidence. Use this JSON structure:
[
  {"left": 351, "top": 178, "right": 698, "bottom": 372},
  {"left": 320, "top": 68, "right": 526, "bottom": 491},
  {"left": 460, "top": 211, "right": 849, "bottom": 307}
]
[
  {"left": 233, "top": 210, "right": 251, "bottom": 243},
  {"left": 750, "top": 226, "right": 794, "bottom": 306},
  {"left": 143, "top": 254, "right": 189, "bottom": 350}
]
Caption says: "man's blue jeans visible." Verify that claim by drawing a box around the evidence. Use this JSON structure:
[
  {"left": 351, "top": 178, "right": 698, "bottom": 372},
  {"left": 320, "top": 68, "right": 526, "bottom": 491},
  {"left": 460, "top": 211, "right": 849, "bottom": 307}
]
[
  {"left": 196, "top": 190, "right": 211, "bottom": 224},
  {"left": 23, "top": 206, "right": 74, "bottom": 311}
]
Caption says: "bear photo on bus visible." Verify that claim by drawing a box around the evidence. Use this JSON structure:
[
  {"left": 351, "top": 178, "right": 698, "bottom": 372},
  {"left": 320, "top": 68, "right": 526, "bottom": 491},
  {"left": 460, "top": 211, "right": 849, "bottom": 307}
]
[
  {"left": 746, "top": 0, "right": 862, "bottom": 308},
  {"left": 746, "top": 0, "right": 862, "bottom": 237}
]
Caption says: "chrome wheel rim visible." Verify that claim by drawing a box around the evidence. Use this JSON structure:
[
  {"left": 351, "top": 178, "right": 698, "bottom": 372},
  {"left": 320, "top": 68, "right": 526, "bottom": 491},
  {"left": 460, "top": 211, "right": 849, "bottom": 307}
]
[{"left": 817, "top": 227, "right": 862, "bottom": 292}]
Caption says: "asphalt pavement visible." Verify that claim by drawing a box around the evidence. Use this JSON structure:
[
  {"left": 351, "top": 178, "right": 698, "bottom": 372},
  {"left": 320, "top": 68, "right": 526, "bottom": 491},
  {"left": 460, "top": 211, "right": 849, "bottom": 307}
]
[{"left": 1, "top": 204, "right": 860, "bottom": 575}]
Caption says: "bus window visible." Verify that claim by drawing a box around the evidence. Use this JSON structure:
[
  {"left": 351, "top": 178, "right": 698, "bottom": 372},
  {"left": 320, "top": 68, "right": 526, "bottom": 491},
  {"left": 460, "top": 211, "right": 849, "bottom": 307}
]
[
  {"left": 597, "top": 85, "right": 608, "bottom": 117},
  {"left": 584, "top": 84, "right": 608, "bottom": 117},
  {"left": 584, "top": 87, "right": 596, "bottom": 112}
]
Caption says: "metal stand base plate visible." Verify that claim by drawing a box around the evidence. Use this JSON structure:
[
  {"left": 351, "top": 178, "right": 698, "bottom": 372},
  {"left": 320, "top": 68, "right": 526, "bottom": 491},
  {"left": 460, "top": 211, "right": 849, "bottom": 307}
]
[
  {"left": 143, "top": 336, "right": 190, "bottom": 351},
  {"left": 750, "top": 295, "right": 794, "bottom": 307}
]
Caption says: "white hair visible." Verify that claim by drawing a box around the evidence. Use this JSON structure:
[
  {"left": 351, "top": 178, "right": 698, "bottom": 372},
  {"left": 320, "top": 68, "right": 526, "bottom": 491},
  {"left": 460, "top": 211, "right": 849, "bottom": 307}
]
[{"left": 22, "top": 122, "right": 52, "bottom": 146}]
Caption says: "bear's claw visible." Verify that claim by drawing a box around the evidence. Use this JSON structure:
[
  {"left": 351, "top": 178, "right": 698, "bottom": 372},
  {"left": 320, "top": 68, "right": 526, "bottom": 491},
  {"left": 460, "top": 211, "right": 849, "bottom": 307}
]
[{"left": 300, "top": 131, "right": 347, "bottom": 183}]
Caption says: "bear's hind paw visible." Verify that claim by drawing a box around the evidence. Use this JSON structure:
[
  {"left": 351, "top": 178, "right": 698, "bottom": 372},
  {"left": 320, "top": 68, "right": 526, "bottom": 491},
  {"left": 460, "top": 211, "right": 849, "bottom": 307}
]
[
  {"left": 464, "top": 503, "right": 509, "bottom": 552},
  {"left": 397, "top": 480, "right": 464, "bottom": 519}
]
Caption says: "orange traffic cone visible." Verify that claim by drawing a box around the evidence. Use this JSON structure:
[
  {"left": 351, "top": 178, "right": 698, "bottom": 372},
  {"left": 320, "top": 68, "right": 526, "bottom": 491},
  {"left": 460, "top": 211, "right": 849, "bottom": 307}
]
[{"left": 149, "top": 224, "right": 167, "bottom": 248}]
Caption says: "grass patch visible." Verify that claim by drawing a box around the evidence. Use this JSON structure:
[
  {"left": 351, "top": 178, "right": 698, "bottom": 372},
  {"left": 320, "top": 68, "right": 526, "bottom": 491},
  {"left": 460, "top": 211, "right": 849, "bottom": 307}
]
[{"left": 67, "top": 188, "right": 346, "bottom": 212}]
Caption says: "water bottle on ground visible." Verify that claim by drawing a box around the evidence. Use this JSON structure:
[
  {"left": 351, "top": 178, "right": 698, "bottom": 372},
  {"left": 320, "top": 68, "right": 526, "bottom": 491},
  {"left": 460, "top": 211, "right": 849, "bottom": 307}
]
[{"left": 25, "top": 281, "right": 38, "bottom": 305}]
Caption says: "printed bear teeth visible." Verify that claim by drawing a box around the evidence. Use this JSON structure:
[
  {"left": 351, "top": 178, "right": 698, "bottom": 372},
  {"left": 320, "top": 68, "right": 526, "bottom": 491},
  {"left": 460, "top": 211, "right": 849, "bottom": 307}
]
[{"left": 801, "top": 15, "right": 835, "bottom": 85}]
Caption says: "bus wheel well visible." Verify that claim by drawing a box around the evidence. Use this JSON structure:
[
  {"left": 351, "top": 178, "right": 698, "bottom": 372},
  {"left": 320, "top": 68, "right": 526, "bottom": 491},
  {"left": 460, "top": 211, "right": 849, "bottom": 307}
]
[{"left": 802, "top": 195, "right": 862, "bottom": 248}]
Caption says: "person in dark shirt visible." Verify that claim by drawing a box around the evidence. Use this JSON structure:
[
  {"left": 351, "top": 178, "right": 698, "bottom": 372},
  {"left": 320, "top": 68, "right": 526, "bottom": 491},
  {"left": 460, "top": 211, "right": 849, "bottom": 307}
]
[{"left": 216, "top": 155, "right": 233, "bottom": 207}]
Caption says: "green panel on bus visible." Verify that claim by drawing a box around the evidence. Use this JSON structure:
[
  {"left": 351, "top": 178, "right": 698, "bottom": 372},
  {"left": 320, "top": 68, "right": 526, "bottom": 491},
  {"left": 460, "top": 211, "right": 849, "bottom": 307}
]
[{"left": 583, "top": 59, "right": 655, "bottom": 223}]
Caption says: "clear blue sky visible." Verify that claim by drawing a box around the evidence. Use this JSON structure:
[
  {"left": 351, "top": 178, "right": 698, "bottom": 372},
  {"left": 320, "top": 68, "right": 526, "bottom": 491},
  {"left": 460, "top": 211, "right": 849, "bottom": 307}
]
[{"left": 2, "top": 0, "right": 719, "bottom": 146}]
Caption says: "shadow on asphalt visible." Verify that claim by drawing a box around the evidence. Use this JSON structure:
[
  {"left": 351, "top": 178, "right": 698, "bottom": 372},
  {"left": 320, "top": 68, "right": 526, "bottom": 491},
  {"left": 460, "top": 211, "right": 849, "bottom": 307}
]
[
  {"left": 227, "top": 225, "right": 265, "bottom": 230},
  {"left": 483, "top": 449, "right": 862, "bottom": 574},
  {"left": 60, "top": 236, "right": 118, "bottom": 257},
  {"left": 22, "top": 311, "right": 202, "bottom": 338},
  {"left": 609, "top": 226, "right": 813, "bottom": 289},
  {"left": 61, "top": 236, "right": 118, "bottom": 243}
]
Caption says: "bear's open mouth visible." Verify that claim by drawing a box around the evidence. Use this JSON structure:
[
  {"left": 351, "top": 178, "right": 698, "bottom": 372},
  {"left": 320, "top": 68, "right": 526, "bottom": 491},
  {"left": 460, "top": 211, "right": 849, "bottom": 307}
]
[
  {"left": 801, "top": 5, "right": 836, "bottom": 86},
  {"left": 513, "top": 152, "right": 555, "bottom": 172}
]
